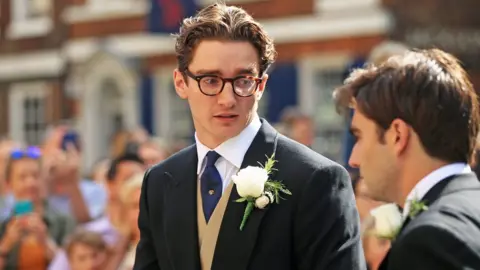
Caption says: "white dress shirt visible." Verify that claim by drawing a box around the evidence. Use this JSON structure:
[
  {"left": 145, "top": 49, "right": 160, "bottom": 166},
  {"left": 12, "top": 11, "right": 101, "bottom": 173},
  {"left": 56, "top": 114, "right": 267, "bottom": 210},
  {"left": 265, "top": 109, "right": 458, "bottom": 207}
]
[
  {"left": 402, "top": 162, "right": 471, "bottom": 219},
  {"left": 195, "top": 115, "right": 262, "bottom": 193}
]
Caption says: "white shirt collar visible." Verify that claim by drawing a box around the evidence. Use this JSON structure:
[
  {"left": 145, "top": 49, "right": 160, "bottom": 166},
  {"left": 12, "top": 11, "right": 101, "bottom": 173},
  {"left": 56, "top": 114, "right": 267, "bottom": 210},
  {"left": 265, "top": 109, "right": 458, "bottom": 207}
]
[
  {"left": 195, "top": 114, "right": 262, "bottom": 174},
  {"left": 402, "top": 162, "right": 471, "bottom": 219}
]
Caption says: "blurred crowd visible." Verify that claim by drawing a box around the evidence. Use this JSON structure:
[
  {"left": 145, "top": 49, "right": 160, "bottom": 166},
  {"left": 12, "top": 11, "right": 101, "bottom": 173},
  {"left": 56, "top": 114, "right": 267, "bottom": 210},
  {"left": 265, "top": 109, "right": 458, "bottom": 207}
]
[{"left": 0, "top": 124, "right": 183, "bottom": 270}]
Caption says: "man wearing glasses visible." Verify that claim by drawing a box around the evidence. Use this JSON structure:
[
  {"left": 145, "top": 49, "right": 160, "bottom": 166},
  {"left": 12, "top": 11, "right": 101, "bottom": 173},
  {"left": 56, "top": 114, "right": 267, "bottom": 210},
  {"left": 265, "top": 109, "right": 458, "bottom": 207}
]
[{"left": 134, "top": 3, "right": 364, "bottom": 270}]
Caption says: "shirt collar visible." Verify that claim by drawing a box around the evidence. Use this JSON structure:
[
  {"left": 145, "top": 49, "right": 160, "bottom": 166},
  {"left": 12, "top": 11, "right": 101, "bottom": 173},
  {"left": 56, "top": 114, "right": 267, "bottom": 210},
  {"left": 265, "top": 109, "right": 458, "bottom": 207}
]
[
  {"left": 195, "top": 114, "right": 262, "bottom": 174},
  {"left": 402, "top": 162, "right": 471, "bottom": 218}
]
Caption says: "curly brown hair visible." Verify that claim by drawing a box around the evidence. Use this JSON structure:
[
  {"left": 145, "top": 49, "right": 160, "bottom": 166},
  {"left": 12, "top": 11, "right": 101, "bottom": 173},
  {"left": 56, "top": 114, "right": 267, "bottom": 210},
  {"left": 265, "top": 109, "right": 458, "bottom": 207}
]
[{"left": 173, "top": 2, "right": 277, "bottom": 76}]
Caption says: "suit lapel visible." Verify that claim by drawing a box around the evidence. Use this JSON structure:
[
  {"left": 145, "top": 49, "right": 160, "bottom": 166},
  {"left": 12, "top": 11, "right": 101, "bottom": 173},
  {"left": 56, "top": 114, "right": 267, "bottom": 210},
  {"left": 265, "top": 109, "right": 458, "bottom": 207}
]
[
  {"left": 212, "top": 120, "right": 279, "bottom": 270},
  {"left": 380, "top": 172, "right": 480, "bottom": 269},
  {"left": 163, "top": 145, "right": 201, "bottom": 270}
]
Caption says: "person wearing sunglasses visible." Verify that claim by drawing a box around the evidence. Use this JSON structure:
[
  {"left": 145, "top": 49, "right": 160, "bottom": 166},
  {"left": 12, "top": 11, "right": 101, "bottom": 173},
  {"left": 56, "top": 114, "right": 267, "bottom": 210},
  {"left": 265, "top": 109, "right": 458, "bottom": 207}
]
[{"left": 0, "top": 147, "right": 75, "bottom": 269}]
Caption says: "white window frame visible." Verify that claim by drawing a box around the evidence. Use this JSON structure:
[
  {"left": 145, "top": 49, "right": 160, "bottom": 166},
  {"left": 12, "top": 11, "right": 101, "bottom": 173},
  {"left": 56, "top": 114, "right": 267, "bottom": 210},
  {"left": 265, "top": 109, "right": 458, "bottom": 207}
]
[
  {"left": 154, "top": 66, "right": 194, "bottom": 141},
  {"left": 315, "top": 0, "right": 380, "bottom": 13},
  {"left": 298, "top": 52, "right": 352, "bottom": 162},
  {"left": 8, "top": 82, "right": 48, "bottom": 145},
  {"left": 63, "top": 0, "right": 149, "bottom": 23},
  {"left": 7, "top": 0, "right": 53, "bottom": 39},
  {"left": 198, "top": 0, "right": 267, "bottom": 5}
]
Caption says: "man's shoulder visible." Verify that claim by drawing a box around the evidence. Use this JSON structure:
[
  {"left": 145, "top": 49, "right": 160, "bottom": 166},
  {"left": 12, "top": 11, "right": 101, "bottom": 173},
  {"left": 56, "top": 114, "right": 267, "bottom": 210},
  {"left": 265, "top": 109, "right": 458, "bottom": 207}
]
[
  {"left": 400, "top": 193, "right": 480, "bottom": 247},
  {"left": 147, "top": 144, "right": 196, "bottom": 176},
  {"left": 276, "top": 134, "right": 344, "bottom": 171}
]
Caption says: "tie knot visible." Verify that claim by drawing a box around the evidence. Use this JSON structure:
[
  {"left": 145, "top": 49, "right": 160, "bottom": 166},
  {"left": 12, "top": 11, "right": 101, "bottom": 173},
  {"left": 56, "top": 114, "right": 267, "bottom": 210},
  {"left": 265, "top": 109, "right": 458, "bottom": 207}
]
[{"left": 205, "top": 151, "right": 220, "bottom": 167}]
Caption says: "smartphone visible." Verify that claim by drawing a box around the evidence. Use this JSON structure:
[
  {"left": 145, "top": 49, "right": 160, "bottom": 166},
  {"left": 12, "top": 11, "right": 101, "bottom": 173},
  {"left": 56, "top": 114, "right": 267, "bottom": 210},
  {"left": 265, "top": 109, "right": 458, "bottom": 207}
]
[
  {"left": 61, "top": 130, "right": 80, "bottom": 151},
  {"left": 13, "top": 200, "right": 33, "bottom": 216}
]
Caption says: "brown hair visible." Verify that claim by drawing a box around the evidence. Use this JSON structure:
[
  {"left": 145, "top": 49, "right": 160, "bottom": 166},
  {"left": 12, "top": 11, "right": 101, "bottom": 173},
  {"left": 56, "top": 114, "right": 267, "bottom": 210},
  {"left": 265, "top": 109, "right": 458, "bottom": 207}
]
[
  {"left": 174, "top": 2, "right": 277, "bottom": 76},
  {"left": 65, "top": 229, "right": 108, "bottom": 258},
  {"left": 334, "top": 48, "right": 480, "bottom": 164}
]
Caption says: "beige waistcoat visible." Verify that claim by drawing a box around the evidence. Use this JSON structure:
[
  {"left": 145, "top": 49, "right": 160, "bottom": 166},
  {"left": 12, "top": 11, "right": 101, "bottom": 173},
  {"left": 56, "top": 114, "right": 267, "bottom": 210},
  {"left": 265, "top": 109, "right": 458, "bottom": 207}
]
[{"left": 197, "top": 180, "right": 234, "bottom": 270}]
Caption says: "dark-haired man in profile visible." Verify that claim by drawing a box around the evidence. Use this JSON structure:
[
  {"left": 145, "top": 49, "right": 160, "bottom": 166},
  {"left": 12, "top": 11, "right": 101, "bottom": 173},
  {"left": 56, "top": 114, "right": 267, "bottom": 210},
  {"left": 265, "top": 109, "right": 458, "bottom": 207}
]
[{"left": 334, "top": 48, "right": 480, "bottom": 269}]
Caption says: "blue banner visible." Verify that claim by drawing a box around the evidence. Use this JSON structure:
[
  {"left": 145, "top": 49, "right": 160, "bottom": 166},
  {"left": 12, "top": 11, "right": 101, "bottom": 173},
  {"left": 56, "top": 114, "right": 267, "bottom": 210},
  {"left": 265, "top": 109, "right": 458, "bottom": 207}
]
[{"left": 148, "top": 0, "right": 198, "bottom": 33}]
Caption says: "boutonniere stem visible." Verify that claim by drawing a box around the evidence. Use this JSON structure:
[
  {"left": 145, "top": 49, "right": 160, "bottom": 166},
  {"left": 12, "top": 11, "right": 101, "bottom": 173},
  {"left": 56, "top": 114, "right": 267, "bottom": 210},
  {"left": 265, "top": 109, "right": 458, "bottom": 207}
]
[{"left": 233, "top": 154, "right": 291, "bottom": 231}]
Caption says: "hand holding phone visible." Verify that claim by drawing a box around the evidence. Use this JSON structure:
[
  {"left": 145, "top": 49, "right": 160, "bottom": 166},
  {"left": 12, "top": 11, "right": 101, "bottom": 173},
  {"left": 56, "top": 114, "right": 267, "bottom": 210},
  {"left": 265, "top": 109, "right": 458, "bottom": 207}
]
[{"left": 13, "top": 201, "right": 33, "bottom": 216}]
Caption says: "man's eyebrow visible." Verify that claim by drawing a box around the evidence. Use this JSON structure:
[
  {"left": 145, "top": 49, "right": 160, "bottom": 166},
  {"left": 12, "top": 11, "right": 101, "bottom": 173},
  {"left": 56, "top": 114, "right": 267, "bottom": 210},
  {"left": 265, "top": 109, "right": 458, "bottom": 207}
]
[
  {"left": 194, "top": 69, "right": 221, "bottom": 75},
  {"left": 192, "top": 67, "right": 258, "bottom": 76},
  {"left": 235, "top": 67, "right": 257, "bottom": 75}
]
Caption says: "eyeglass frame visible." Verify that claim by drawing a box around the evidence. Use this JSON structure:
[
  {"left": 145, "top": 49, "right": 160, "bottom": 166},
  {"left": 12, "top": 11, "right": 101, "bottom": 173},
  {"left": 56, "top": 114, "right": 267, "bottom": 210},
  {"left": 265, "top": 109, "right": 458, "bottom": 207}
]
[{"left": 183, "top": 69, "right": 263, "bottom": 97}]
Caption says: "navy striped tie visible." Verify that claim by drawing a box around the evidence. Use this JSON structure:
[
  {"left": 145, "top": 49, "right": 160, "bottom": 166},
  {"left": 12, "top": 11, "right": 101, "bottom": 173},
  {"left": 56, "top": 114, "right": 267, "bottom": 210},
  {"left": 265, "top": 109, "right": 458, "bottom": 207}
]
[{"left": 200, "top": 151, "right": 222, "bottom": 222}]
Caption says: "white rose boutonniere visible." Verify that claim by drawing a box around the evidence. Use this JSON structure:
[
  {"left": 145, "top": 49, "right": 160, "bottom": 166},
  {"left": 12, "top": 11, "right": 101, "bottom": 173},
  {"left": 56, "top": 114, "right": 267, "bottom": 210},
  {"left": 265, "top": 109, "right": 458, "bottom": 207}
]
[
  {"left": 232, "top": 154, "right": 291, "bottom": 231},
  {"left": 234, "top": 166, "right": 269, "bottom": 198},
  {"left": 367, "top": 203, "right": 403, "bottom": 240}
]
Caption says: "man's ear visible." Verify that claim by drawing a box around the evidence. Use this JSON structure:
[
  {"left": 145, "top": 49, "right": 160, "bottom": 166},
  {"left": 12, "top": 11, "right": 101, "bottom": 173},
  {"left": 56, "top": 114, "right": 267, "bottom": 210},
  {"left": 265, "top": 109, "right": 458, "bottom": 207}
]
[
  {"left": 389, "top": 118, "right": 410, "bottom": 156},
  {"left": 255, "top": 74, "right": 269, "bottom": 100},
  {"left": 173, "top": 69, "right": 188, "bottom": 99}
]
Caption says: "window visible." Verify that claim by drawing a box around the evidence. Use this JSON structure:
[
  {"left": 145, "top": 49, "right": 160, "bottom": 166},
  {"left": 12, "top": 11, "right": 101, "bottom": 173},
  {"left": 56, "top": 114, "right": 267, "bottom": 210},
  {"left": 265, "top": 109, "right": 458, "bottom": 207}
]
[
  {"left": 23, "top": 96, "right": 46, "bottom": 145},
  {"left": 7, "top": 0, "right": 53, "bottom": 39},
  {"left": 312, "top": 69, "right": 346, "bottom": 162},
  {"left": 155, "top": 68, "right": 194, "bottom": 142},
  {"left": 169, "top": 81, "right": 193, "bottom": 141},
  {"left": 65, "top": 0, "right": 148, "bottom": 23},
  {"left": 315, "top": 0, "right": 378, "bottom": 13},
  {"left": 298, "top": 53, "right": 351, "bottom": 163},
  {"left": 9, "top": 82, "right": 48, "bottom": 146},
  {"left": 27, "top": 0, "right": 52, "bottom": 18}
]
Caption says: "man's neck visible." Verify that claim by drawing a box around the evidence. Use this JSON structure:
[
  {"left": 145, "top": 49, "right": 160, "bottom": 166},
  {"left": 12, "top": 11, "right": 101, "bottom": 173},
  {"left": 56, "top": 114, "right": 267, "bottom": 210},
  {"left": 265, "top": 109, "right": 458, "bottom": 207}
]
[{"left": 397, "top": 159, "right": 450, "bottom": 206}]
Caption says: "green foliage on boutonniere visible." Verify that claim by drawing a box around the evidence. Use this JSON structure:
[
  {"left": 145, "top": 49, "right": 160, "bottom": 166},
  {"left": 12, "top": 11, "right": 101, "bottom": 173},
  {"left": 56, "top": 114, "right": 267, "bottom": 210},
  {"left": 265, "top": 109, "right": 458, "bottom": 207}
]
[
  {"left": 409, "top": 199, "right": 429, "bottom": 219},
  {"left": 260, "top": 155, "right": 292, "bottom": 204}
]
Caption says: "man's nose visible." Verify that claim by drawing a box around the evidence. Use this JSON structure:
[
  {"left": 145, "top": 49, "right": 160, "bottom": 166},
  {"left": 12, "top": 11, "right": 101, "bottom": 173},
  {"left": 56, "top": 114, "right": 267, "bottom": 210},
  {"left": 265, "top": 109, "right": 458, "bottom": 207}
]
[
  {"left": 217, "top": 82, "right": 236, "bottom": 108},
  {"left": 348, "top": 146, "right": 360, "bottom": 169}
]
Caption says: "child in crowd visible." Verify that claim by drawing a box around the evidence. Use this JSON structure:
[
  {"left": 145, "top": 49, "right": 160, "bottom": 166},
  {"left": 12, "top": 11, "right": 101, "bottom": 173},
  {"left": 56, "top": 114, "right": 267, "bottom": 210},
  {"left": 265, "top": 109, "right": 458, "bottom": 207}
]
[{"left": 65, "top": 230, "right": 109, "bottom": 270}]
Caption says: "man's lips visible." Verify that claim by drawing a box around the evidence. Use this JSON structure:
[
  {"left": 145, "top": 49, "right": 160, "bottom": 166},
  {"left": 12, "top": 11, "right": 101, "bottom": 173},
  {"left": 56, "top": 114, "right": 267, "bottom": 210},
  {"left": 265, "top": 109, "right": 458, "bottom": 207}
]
[{"left": 214, "top": 114, "right": 239, "bottom": 118}]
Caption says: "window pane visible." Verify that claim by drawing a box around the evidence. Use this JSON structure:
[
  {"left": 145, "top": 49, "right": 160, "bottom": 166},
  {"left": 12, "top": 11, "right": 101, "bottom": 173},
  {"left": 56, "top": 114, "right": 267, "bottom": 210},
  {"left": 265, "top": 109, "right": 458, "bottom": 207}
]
[
  {"left": 312, "top": 69, "right": 346, "bottom": 162},
  {"left": 22, "top": 95, "right": 46, "bottom": 146},
  {"left": 169, "top": 82, "right": 193, "bottom": 141},
  {"left": 27, "top": 0, "right": 52, "bottom": 18}
]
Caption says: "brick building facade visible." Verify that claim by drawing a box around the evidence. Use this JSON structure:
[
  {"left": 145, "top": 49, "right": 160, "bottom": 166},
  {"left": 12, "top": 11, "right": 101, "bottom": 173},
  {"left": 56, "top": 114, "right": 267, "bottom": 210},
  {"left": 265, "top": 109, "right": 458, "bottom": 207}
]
[{"left": 0, "top": 0, "right": 389, "bottom": 169}]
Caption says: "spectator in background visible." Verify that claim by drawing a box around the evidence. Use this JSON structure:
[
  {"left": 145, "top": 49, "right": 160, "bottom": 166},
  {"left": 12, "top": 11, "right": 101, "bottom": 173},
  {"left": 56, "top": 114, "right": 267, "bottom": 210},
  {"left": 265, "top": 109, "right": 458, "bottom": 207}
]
[
  {"left": 64, "top": 230, "right": 110, "bottom": 270},
  {"left": 0, "top": 147, "right": 75, "bottom": 269},
  {"left": 42, "top": 126, "right": 108, "bottom": 223},
  {"left": 0, "top": 138, "right": 22, "bottom": 221},
  {"left": 107, "top": 172, "right": 144, "bottom": 270},
  {"left": 279, "top": 106, "right": 315, "bottom": 148},
  {"left": 49, "top": 171, "right": 144, "bottom": 270},
  {"left": 89, "top": 158, "right": 111, "bottom": 186},
  {"left": 138, "top": 137, "right": 170, "bottom": 167},
  {"left": 105, "top": 154, "right": 144, "bottom": 230}
]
